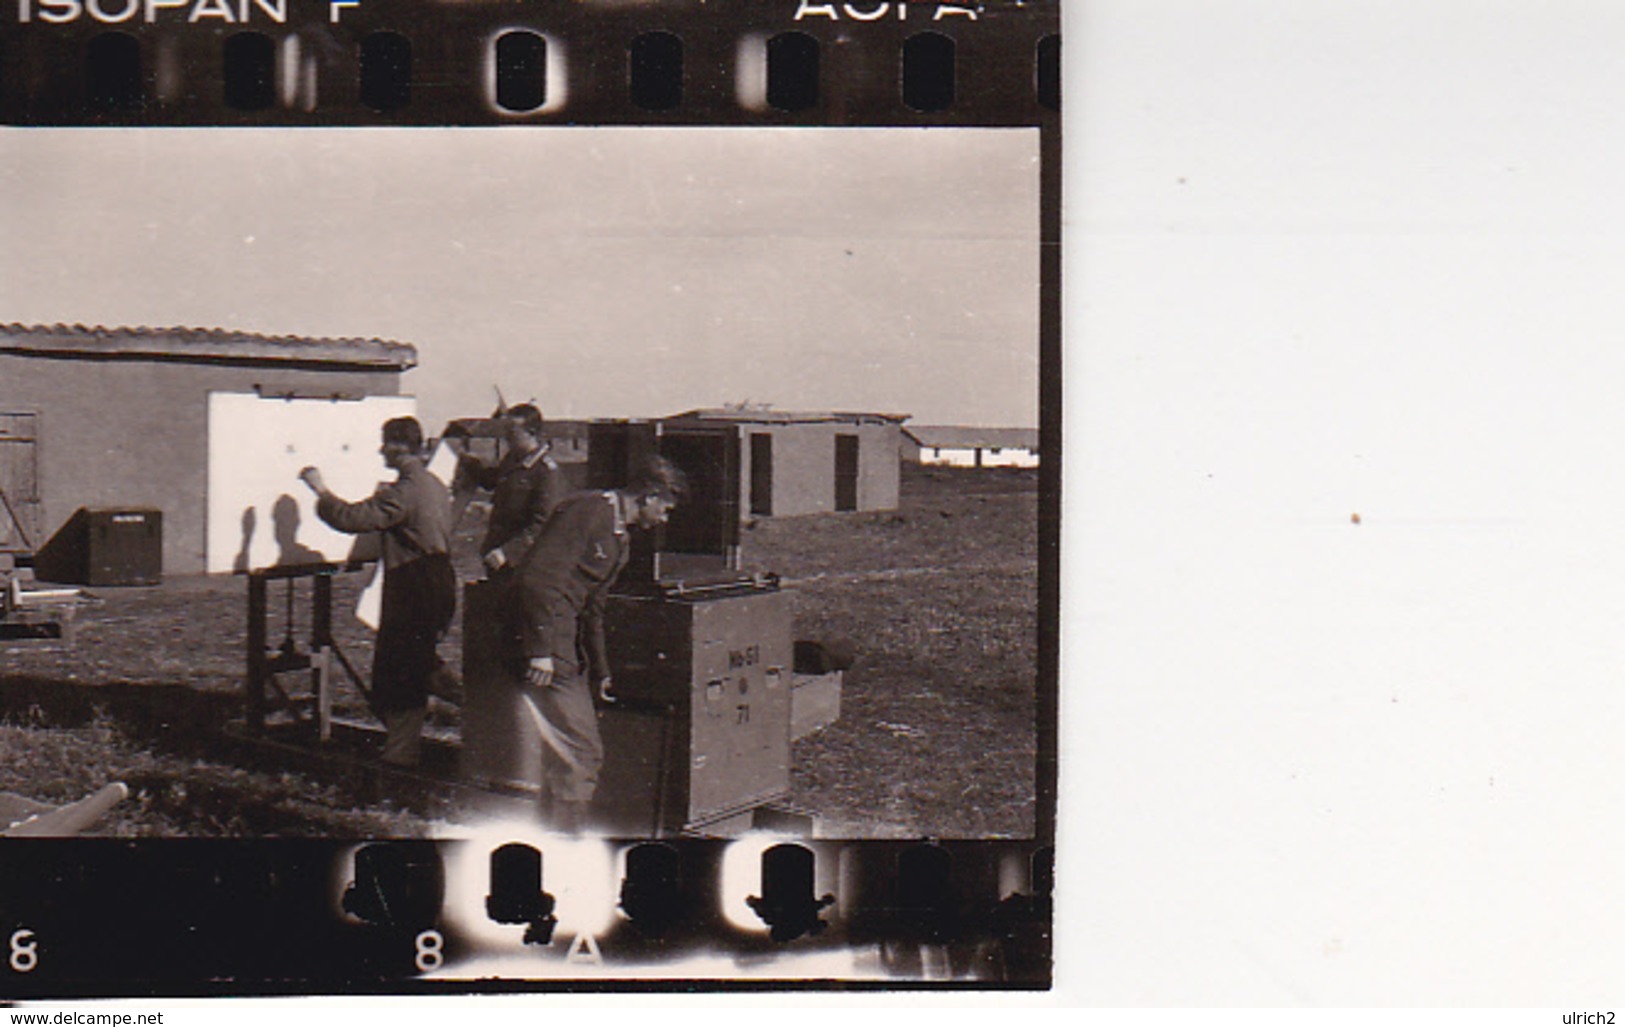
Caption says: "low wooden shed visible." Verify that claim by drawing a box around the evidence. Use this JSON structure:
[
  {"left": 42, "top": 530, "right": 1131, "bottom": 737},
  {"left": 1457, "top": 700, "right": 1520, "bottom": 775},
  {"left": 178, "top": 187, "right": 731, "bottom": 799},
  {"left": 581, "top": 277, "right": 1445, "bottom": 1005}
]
[{"left": 662, "top": 408, "right": 908, "bottom": 519}]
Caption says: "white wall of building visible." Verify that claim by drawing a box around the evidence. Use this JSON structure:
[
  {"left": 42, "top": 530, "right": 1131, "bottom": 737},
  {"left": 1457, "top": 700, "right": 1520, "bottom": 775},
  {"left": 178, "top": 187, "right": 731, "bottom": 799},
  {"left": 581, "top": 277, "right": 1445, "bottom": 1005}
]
[{"left": 920, "top": 446, "right": 1039, "bottom": 469}]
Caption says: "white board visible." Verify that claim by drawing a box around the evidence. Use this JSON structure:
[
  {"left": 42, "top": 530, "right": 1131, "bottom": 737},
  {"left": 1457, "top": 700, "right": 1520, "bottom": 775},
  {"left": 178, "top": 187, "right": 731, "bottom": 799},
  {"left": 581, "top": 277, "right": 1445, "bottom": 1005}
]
[{"left": 206, "top": 393, "right": 419, "bottom": 574}]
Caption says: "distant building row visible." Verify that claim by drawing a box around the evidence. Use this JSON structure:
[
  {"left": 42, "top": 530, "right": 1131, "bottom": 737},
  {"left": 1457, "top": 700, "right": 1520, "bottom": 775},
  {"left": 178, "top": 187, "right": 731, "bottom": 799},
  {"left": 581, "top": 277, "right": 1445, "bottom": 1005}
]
[{"left": 902, "top": 425, "right": 1040, "bottom": 468}]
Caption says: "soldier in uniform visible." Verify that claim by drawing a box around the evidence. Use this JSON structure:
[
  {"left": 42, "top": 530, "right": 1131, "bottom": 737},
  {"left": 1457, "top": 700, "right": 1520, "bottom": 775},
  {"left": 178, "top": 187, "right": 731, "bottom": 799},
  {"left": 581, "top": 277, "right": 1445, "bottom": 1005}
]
[
  {"left": 300, "top": 416, "right": 456, "bottom": 767},
  {"left": 454, "top": 403, "right": 564, "bottom": 577},
  {"left": 516, "top": 454, "right": 688, "bottom": 831}
]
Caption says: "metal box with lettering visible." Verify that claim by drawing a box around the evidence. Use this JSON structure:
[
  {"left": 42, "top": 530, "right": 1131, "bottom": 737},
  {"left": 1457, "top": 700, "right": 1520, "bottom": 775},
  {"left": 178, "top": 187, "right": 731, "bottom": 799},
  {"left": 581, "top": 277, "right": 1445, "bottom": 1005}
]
[
  {"left": 460, "top": 578, "right": 795, "bottom": 836},
  {"left": 600, "top": 585, "right": 793, "bottom": 834},
  {"left": 36, "top": 507, "right": 162, "bottom": 586}
]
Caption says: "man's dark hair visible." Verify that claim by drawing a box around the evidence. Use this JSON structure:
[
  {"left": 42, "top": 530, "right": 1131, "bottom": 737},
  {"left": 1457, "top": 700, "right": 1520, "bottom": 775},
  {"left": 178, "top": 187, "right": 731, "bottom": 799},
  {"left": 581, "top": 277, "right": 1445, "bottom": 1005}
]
[
  {"left": 628, "top": 454, "right": 688, "bottom": 503},
  {"left": 505, "top": 403, "right": 545, "bottom": 435},
  {"left": 381, "top": 416, "right": 424, "bottom": 452}
]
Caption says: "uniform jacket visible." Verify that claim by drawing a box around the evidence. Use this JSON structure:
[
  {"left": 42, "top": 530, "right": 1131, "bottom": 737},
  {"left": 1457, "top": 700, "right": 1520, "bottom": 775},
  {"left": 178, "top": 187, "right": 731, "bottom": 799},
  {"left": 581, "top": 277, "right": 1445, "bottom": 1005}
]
[
  {"left": 469, "top": 446, "right": 563, "bottom": 568},
  {"left": 315, "top": 461, "right": 452, "bottom": 569},
  {"left": 518, "top": 490, "right": 629, "bottom": 681}
]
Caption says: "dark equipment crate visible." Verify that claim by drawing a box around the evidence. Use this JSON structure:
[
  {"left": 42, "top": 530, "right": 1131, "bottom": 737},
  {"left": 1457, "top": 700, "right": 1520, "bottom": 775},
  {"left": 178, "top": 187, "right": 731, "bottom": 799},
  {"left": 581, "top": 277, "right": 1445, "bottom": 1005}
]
[
  {"left": 601, "top": 584, "right": 794, "bottom": 834},
  {"left": 35, "top": 507, "right": 162, "bottom": 586}
]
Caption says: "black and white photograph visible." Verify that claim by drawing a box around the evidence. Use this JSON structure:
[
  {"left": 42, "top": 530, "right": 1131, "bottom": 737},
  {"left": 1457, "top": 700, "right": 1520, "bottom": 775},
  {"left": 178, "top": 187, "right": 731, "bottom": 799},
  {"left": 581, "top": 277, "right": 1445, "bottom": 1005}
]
[
  {"left": 17, "top": 0, "right": 1625, "bottom": 1013},
  {"left": 0, "top": 0, "right": 1059, "bottom": 995}
]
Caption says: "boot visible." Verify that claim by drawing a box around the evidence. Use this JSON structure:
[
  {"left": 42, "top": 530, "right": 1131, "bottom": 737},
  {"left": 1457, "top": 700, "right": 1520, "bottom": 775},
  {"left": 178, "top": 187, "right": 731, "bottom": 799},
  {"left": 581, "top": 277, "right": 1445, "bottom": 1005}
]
[{"left": 380, "top": 707, "right": 426, "bottom": 767}]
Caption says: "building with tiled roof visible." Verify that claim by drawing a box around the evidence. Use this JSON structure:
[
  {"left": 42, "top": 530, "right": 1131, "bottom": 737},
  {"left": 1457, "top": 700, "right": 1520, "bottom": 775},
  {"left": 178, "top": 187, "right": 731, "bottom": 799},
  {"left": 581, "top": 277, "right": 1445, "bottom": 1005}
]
[
  {"left": 0, "top": 323, "right": 416, "bottom": 370},
  {"left": 0, "top": 323, "right": 415, "bottom": 575}
]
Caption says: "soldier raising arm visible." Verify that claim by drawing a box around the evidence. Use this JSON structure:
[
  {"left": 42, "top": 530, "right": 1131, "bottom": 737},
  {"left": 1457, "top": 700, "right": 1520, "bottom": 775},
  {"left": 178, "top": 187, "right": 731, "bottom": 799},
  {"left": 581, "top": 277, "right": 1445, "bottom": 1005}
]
[{"left": 299, "top": 416, "right": 455, "bottom": 767}]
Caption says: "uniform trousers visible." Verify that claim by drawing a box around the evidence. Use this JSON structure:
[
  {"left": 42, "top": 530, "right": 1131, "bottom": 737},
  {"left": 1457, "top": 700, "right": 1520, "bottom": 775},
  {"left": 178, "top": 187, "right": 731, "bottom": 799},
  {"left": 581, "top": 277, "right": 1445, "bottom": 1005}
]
[
  {"left": 372, "top": 553, "right": 457, "bottom": 716},
  {"left": 525, "top": 656, "right": 604, "bottom": 805}
]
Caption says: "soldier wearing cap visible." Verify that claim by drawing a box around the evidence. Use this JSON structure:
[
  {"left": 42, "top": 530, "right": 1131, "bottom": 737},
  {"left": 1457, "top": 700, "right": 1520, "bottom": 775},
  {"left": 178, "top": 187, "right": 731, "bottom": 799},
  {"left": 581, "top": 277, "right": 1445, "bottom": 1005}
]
[
  {"left": 516, "top": 454, "right": 688, "bottom": 831},
  {"left": 454, "top": 403, "right": 564, "bottom": 577},
  {"left": 300, "top": 416, "right": 456, "bottom": 767}
]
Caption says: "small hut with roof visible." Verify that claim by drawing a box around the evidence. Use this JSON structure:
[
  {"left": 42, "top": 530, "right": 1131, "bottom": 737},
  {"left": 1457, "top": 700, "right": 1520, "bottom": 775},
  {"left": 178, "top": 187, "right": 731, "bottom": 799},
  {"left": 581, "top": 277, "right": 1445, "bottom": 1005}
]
[
  {"left": 0, "top": 323, "right": 415, "bottom": 575},
  {"left": 658, "top": 406, "right": 909, "bottom": 519}
]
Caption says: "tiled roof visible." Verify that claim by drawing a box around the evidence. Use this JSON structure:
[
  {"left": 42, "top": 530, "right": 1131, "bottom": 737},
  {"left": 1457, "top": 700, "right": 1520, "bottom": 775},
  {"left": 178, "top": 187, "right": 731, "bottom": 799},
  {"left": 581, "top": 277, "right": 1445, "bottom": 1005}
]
[{"left": 0, "top": 323, "right": 416, "bottom": 370}]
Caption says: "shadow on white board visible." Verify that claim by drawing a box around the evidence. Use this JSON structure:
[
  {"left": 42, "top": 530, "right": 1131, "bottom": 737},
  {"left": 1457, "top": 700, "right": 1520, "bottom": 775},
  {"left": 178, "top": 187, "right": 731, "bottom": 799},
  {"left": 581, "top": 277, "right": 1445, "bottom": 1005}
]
[{"left": 206, "top": 392, "right": 419, "bottom": 575}]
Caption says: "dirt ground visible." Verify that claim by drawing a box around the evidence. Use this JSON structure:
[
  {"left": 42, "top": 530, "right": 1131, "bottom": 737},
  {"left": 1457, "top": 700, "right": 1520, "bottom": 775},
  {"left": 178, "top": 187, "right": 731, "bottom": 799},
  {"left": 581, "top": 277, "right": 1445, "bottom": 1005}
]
[{"left": 0, "top": 464, "right": 1040, "bottom": 838}]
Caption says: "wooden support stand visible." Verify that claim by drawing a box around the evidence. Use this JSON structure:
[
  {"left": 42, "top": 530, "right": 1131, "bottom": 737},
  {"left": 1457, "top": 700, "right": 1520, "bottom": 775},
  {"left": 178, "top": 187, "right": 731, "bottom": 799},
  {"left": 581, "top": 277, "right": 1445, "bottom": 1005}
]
[{"left": 245, "top": 563, "right": 370, "bottom": 739}]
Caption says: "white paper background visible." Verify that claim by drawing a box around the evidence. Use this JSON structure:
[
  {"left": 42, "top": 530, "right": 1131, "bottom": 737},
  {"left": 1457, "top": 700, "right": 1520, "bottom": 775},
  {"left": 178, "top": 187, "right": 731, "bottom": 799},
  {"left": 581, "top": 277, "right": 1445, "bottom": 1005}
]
[{"left": 205, "top": 393, "right": 418, "bottom": 573}]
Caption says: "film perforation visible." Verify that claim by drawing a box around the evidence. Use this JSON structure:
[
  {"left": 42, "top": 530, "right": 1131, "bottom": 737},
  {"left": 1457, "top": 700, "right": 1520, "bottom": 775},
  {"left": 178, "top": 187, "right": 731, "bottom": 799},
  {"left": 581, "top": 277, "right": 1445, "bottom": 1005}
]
[
  {"left": 761, "top": 30, "right": 817, "bottom": 113},
  {"left": 491, "top": 29, "right": 543, "bottom": 113},
  {"left": 83, "top": 29, "right": 141, "bottom": 112},
  {"left": 221, "top": 29, "right": 273, "bottom": 109},
  {"left": 357, "top": 29, "right": 408, "bottom": 111},
  {"left": 1035, "top": 30, "right": 1057, "bottom": 111},
  {"left": 626, "top": 30, "right": 680, "bottom": 113},
  {"left": 900, "top": 30, "right": 953, "bottom": 112}
]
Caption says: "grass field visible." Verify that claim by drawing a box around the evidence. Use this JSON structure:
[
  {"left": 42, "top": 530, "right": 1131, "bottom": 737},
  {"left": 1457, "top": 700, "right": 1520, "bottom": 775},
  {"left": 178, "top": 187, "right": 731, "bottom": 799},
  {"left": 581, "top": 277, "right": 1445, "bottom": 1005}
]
[
  {"left": 0, "top": 464, "right": 1039, "bottom": 838},
  {"left": 744, "top": 465, "right": 1039, "bottom": 837}
]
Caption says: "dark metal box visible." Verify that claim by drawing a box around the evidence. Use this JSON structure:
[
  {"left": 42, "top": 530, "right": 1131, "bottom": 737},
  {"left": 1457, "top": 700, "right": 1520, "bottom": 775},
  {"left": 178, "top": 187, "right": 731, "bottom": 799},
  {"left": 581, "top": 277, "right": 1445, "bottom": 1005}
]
[{"left": 35, "top": 507, "right": 162, "bottom": 586}]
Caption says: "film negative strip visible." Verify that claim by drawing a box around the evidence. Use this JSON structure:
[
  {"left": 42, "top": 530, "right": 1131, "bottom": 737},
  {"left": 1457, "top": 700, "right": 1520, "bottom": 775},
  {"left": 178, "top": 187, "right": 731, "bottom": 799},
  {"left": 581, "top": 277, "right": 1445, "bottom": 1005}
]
[
  {"left": 0, "top": 837, "right": 1053, "bottom": 993},
  {"left": 0, "top": 0, "right": 1060, "bottom": 996}
]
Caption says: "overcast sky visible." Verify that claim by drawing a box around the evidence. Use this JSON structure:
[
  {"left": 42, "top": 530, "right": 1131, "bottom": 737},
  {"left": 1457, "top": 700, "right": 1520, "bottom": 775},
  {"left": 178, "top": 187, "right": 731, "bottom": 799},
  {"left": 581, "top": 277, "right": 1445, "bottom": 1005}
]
[{"left": 0, "top": 126, "right": 1039, "bottom": 432}]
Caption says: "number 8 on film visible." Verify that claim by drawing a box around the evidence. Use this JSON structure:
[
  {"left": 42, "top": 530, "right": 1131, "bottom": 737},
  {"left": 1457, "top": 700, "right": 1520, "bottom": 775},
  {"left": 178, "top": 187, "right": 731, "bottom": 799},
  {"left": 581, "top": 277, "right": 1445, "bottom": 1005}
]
[
  {"left": 414, "top": 929, "right": 443, "bottom": 973},
  {"left": 9, "top": 929, "right": 38, "bottom": 973}
]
